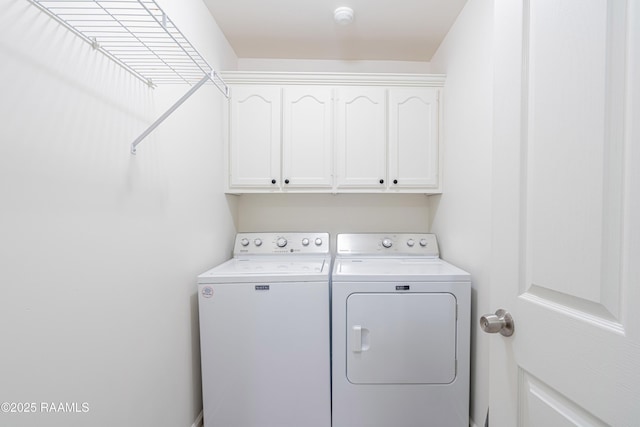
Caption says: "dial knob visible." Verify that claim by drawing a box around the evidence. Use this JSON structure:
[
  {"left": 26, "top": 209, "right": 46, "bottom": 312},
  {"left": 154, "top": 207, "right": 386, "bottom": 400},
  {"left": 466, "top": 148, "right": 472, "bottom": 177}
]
[
  {"left": 419, "top": 239, "right": 428, "bottom": 247},
  {"left": 254, "top": 238, "right": 263, "bottom": 247},
  {"left": 276, "top": 237, "right": 288, "bottom": 248},
  {"left": 314, "top": 238, "right": 323, "bottom": 246},
  {"left": 240, "top": 238, "right": 249, "bottom": 247},
  {"left": 302, "top": 238, "right": 310, "bottom": 246},
  {"left": 407, "top": 239, "right": 415, "bottom": 247},
  {"left": 382, "top": 238, "right": 393, "bottom": 248}
]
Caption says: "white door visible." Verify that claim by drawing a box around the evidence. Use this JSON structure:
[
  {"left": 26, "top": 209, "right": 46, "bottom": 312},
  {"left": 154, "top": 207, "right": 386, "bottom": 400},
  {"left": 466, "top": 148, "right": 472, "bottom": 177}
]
[
  {"left": 388, "top": 88, "right": 440, "bottom": 190},
  {"left": 282, "top": 86, "right": 333, "bottom": 188},
  {"left": 228, "top": 85, "right": 281, "bottom": 189},
  {"left": 489, "top": 1, "right": 640, "bottom": 426},
  {"left": 335, "top": 87, "right": 387, "bottom": 189}
]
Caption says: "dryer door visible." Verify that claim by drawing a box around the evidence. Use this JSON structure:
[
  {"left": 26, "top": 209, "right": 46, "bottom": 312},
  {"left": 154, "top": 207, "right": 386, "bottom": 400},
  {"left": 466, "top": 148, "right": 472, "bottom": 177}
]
[{"left": 346, "top": 292, "right": 457, "bottom": 384}]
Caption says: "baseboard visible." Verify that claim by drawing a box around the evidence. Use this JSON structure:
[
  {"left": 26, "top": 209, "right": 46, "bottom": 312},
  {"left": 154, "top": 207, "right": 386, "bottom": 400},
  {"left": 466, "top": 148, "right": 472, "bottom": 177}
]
[{"left": 191, "top": 411, "right": 203, "bottom": 427}]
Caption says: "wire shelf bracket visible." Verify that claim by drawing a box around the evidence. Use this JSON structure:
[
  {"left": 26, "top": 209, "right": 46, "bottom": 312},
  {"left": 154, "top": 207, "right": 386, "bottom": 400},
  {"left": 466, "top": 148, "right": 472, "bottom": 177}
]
[{"left": 27, "top": 0, "right": 230, "bottom": 154}]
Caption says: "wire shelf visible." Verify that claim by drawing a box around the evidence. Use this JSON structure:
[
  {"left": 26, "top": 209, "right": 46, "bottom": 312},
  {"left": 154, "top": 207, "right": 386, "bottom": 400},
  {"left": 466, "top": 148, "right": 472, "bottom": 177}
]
[
  {"left": 28, "top": 0, "right": 229, "bottom": 154},
  {"left": 28, "top": 0, "right": 228, "bottom": 94}
]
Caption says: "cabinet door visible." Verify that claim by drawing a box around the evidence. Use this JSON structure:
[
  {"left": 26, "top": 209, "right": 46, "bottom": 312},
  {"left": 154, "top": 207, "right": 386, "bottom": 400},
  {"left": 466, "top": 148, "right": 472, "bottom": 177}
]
[
  {"left": 335, "top": 87, "right": 387, "bottom": 189},
  {"left": 228, "top": 86, "right": 281, "bottom": 189},
  {"left": 282, "top": 87, "right": 333, "bottom": 188},
  {"left": 388, "top": 88, "right": 440, "bottom": 189}
]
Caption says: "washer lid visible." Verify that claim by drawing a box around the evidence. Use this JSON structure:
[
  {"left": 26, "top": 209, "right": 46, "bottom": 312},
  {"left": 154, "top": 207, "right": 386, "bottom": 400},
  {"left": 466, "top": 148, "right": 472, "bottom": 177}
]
[
  {"left": 333, "top": 258, "right": 470, "bottom": 282},
  {"left": 198, "top": 256, "right": 330, "bottom": 283}
]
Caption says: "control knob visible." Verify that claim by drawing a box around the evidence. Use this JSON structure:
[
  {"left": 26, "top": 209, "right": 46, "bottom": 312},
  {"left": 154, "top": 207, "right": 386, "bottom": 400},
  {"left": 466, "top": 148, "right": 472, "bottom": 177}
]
[
  {"left": 276, "top": 237, "right": 288, "bottom": 248},
  {"left": 240, "top": 238, "right": 250, "bottom": 247},
  {"left": 302, "top": 238, "right": 310, "bottom": 246},
  {"left": 407, "top": 239, "right": 415, "bottom": 247},
  {"left": 382, "top": 238, "right": 393, "bottom": 248},
  {"left": 419, "top": 239, "right": 428, "bottom": 247},
  {"left": 254, "top": 238, "right": 262, "bottom": 247},
  {"left": 315, "top": 238, "right": 323, "bottom": 246}
]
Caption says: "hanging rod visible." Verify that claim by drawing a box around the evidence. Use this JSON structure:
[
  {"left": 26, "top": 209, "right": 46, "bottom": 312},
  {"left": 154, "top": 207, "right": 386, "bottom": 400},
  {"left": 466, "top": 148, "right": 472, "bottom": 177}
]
[{"left": 27, "top": 0, "right": 230, "bottom": 153}]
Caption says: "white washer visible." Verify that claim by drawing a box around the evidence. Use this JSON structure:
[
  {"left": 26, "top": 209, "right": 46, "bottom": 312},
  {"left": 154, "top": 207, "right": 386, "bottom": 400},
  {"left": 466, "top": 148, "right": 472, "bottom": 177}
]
[
  {"left": 198, "top": 232, "right": 331, "bottom": 427},
  {"left": 331, "top": 233, "right": 471, "bottom": 427}
]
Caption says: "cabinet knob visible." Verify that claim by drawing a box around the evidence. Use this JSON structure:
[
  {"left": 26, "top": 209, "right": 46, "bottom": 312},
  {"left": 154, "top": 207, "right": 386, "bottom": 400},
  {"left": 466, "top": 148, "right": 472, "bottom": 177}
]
[
  {"left": 393, "top": 179, "right": 398, "bottom": 184},
  {"left": 379, "top": 179, "right": 384, "bottom": 184},
  {"left": 271, "top": 179, "right": 276, "bottom": 184},
  {"left": 284, "top": 179, "right": 290, "bottom": 184}
]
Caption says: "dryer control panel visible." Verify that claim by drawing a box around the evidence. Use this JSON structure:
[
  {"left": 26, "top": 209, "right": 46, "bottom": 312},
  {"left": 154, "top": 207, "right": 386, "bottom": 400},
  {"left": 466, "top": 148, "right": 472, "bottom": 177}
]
[
  {"left": 233, "top": 232, "right": 330, "bottom": 255},
  {"left": 336, "top": 233, "right": 439, "bottom": 257}
]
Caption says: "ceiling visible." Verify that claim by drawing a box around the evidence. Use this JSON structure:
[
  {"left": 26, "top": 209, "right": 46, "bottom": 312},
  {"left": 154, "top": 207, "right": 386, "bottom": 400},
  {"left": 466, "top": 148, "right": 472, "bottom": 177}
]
[{"left": 201, "top": 0, "right": 468, "bottom": 62}]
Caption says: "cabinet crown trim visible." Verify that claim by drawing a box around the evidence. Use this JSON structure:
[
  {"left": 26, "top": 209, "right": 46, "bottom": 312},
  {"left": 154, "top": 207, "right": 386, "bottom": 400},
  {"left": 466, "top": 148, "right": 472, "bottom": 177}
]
[{"left": 220, "top": 71, "right": 446, "bottom": 87}]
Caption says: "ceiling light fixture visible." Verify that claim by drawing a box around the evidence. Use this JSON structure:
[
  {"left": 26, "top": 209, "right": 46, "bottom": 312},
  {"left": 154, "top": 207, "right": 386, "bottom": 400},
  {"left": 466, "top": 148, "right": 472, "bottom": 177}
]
[{"left": 334, "top": 7, "right": 354, "bottom": 25}]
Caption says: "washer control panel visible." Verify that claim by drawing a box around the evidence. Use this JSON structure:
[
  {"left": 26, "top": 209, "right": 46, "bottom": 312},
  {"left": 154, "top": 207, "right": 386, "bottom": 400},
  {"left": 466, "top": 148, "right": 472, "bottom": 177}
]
[
  {"left": 234, "top": 232, "right": 329, "bottom": 255},
  {"left": 336, "top": 233, "right": 439, "bottom": 257}
]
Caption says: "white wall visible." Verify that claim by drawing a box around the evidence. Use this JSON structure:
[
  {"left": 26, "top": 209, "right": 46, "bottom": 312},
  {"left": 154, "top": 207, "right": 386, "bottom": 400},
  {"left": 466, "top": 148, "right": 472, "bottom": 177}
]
[
  {"left": 237, "top": 58, "right": 431, "bottom": 73},
  {"left": 0, "top": 1, "right": 237, "bottom": 426},
  {"left": 237, "top": 194, "right": 431, "bottom": 249},
  {"left": 429, "top": 0, "right": 494, "bottom": 425}
]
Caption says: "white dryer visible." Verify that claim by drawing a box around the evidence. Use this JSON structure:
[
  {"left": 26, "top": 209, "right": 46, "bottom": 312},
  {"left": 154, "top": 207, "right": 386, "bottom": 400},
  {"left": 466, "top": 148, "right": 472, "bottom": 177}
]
[
  {"left": 331, "top": 233, "right": 471, "bottom": 427},
  {"left": 197, "top": 232, "right": 331, "bottom": 427}
]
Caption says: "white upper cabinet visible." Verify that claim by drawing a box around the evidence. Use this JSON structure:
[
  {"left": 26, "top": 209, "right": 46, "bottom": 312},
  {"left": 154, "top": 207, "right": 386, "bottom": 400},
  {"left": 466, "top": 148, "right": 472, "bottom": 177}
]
[
  {"left": 229, "top": 85, "right": 281, "bottom": 189},
  {"left": 282, "top": 86, "right": 333, "bottom": 189},
  {"left": 223, "top": 72, "right": 444, "bottom": 194},
  {"left": 335, "top": 87, "right": 387, "bottom": 189},
  {"left": 388, "top": 88, "right": 440, "bottom": 189}
]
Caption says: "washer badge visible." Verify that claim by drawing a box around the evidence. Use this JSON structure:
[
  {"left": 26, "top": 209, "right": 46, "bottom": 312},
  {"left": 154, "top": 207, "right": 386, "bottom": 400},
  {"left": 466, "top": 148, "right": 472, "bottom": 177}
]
[{"left": 201, "top": 286, "right": 214, "bottom": 298}]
